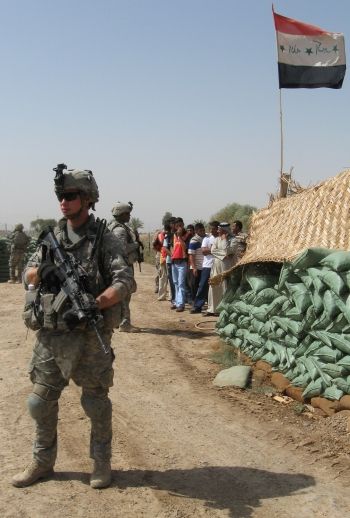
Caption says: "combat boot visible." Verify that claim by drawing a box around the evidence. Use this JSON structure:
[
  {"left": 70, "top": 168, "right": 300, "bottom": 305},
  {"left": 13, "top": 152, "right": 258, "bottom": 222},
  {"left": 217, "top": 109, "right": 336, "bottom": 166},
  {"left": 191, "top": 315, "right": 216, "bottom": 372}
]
[
  {"left": 119, "top": 323, "right": 141, "bottom": 333},
  {"left": 90, "top": 460, "right": 111, "bottom": 489},
  {"left": 12, "top": 460, "right": 54, "bottom": 487}
]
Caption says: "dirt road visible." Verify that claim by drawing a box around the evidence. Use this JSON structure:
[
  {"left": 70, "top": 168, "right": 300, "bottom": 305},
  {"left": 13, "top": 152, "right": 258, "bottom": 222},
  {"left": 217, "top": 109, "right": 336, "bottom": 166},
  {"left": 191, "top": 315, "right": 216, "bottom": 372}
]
[{"left": 1, "top": 264, "right": 350, "bottom": 517}]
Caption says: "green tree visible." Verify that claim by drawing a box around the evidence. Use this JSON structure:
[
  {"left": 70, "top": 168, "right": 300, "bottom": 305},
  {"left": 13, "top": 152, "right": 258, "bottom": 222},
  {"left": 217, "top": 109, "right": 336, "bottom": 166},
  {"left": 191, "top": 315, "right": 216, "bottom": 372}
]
[
  {"left": 162, "top": 211, "right": 173, "bottom": 226},
  {"left": 30, "top": 218, "right": 58, "bottom": 236},
  {"left": 194, "top": 219, "right": 207, "bottom": 229},
  {"left": 130, "top": 217, "right": 144, "bottom": 232},
  {"left": 210, "top": 203, "right": 256, "bottom": 231}
]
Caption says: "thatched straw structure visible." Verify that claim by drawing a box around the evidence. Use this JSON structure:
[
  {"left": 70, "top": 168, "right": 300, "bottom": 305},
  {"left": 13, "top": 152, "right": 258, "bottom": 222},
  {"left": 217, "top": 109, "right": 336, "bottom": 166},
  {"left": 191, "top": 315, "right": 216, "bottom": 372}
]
[{"left": 211, "top": 169, "right": 350, "bottom": 284}]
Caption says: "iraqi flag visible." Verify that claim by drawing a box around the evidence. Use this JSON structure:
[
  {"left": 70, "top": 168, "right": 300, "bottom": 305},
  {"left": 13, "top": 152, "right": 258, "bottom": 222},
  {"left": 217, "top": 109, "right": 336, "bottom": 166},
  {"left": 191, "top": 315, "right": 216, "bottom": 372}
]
[{"left": 273, "top": 11, "right": 346, "bottom": 89}]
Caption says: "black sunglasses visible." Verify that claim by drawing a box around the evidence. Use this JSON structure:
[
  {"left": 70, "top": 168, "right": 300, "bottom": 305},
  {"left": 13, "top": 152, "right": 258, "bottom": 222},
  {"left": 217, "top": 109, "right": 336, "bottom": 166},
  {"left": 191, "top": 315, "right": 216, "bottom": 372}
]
[{"left": 57, "top": 192, "right": 80, "bottom": 202}]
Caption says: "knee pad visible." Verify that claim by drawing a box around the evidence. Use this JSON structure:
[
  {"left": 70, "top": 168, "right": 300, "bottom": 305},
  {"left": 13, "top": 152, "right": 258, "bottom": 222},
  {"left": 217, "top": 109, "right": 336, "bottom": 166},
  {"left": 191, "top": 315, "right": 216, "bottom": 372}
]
[
  {"left": 81, "top": 389, "right": 111, "bottom": 421},
  {"left": 27, "top": 393, "right": 55, "bottom": 421}
]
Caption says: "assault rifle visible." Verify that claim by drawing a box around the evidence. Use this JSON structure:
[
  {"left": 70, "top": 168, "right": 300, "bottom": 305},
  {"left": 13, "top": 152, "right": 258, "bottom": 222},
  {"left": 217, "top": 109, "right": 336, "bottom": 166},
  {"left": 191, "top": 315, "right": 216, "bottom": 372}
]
[
  {"left": 38, "top": 226, "right": 109, "bottom": 354},
  {"left": 134, "top": 229, "right": 144, "bottom": 272}
]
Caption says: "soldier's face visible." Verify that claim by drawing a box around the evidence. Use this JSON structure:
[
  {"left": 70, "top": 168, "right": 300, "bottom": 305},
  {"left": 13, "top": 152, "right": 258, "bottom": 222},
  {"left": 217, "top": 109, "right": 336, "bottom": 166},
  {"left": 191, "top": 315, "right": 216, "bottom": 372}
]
[{"left": 59, "top": 191, "right": 83, "bottom": 218}]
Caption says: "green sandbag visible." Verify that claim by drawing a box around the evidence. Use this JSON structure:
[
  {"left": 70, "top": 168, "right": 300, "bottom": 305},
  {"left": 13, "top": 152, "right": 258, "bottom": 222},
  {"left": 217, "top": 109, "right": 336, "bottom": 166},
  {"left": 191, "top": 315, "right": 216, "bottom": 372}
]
[
  {"left": 285, "top": 307, "right": 304, "bottom": 322},
  {"left": 229, "top": 312, "right": 238, "bottom": 324},
  {"left": 333, "top": 376, "right": 350, "bottom": 394},
  {"left": 236, "top": 329, "right": 245, "bottom": 338},
  {"left": 319, "top": 363, "right": 346, "bottom": 378},
  {"left": 281, "top": 299, "right": 293, "bottom": 313},
  {"left": 252, "top": 287, "right": 279, "bottom": 305},
  {"left": 249, "top": 319, "right": 264, "bottom": 334},
  {"left": 271, "top": 316, "right": 304, "bottom": 337},
  {"left": 298, "top": 357, "right": 318, "bottom": 380},
  {"left": 297, "top": 271, "right": 314, "bottom": 289},
  {"left": 323, "top": 290, "right": 341, "bottom": 319},
  {"left": 321, "top": 270, "right": 347, "bottom": 296},
  {"left": 217, "top": 310, "right": 229, "bottom": 327},
  {"left": 302, "top": 306, "right": 317, "bottom": 330},
  {"left": 291, "top": 373, "right": 311, "bottom": 387},
  {"left": 232, "top": 301, "right": 252, "bottom": 316},
  {"left": 246, "top": 333, "right": 262, "bottom": 347},
  {"left": 314, "top": 345, "right": 342, "bottom": 363},
  {"left": 265, "top": 295, "right": 289, "bottom": 317},
  {"left": 292, "top": 248, "right": 332, "bottom": 271},
  {"left": 337, "top": 355, "right": 350, "bottom": 370},
  {"left": 245, "top": 274, "right": 278, "bottom": 292},
  {"left": 332, "top": 294, "right": 350, "bottom": 324},
  {"left": 250, "top": 305, "right": 269, "bottom": 322},
  {"left": 320, "top": 250, "right": 350, "bottom": 272},
  {"left": 238, "top": 315, "right": 252, "bottom": 327},
  {"left": 285, "top": 283, "right": 311, "bottom": 314},
  {"left": 284, "top": 366, "right": 299, "bottom": 379},
  {"left": 311, "top": 310, "right": 333, "bottom": 331},
  {"left": 325, "top": 313, "right": 350, "bottom": 333},
  {"left": 302, "top": 378, "right": 325, "bottom": 399},
  {"left": 327, "top": 332, "right": 350, "bottom": 355},
  {"left": 230, "top": 337, "right": 243, "bottom": 348},
  {"left": 323, "top": 385, "right": 344, "bottom": 400},
  {"left": 283, "top": 334, "right": 298, "bottom": 348},
  {"left": 304, "top": 340, "right": 323, "bottom": 357},
  {"left": 220, "top": 323, "right": 237, "bottom": 337},
  {"left": 275, "top": 327, "right": 287, "bottom": 339},
  {"left": 310, "top": 288, "right": 324, "bottom": 315},
  {"left": 309, "top": 331, "right": 332, "bottom": 348},
  {"left": 341, "top": 271, "right": 350, "bottom": 290},
  {"left": 278, "top": 266, "right": 301, "bottom": 290},
  {"left": 261, "top": 351, "right": 279, "bottom": 366},
  {"left": 241, "top": 290, "right": 256, "bottom": 304},
  {"left": 251, "top": 345, "right": 267, "bottom": 362}
]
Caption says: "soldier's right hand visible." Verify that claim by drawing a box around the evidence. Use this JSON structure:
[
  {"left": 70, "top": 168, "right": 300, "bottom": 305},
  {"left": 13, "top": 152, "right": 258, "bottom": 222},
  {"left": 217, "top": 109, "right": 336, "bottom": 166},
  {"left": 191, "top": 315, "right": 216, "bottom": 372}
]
[{"left": 37, "top": 260, "right": 61, "bottom": 288}]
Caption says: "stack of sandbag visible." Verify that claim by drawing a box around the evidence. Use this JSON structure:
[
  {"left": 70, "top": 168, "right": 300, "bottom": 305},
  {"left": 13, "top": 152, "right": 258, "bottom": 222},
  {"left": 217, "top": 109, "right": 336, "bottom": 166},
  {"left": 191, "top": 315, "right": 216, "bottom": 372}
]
[
  {"left": 24, "top": 237, "right": 38, "bottom": 264},
  {"left": 216, "top": 248, "right": 350, "bottom": 401},
  {"left": 0, "top": 237, "right": 10, "bottom": 282}
]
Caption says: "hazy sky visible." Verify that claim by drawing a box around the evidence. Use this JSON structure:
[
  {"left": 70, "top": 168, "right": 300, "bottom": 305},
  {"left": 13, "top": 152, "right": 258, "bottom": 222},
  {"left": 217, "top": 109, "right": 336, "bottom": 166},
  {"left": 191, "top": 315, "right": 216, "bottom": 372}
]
[{"left": 1, "top": 0, "right": 349, "bottom": 231}]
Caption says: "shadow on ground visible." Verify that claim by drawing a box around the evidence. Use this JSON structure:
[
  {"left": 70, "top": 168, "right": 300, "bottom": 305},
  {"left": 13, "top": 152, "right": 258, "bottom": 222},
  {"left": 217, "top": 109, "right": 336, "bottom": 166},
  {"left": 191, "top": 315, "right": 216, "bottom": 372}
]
[
  {"left": 139, "top": 326, "right": 215, "bottom": 339},
  {"left": 55, "top": 465, "right": 315, "bottom": 518}
]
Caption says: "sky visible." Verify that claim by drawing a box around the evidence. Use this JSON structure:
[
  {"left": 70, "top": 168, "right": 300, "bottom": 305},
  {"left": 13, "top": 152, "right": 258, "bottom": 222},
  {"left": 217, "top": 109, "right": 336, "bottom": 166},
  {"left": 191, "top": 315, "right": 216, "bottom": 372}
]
[{"left": 0, "top": 0, "right": 349, "bottom": 232}]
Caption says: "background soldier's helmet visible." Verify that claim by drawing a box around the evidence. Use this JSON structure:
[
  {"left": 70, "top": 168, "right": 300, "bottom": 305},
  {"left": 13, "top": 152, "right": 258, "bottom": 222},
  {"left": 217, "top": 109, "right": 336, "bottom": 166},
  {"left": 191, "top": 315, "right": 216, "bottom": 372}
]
[
  {"left": 14, "top": 223, "right": 24, "bottom": 231},
  {"left": 55, "top": 169, "right": 99, "bottom": 209},
  {"left": 111, "top": 202, "right": 133, "bottom": 217}
]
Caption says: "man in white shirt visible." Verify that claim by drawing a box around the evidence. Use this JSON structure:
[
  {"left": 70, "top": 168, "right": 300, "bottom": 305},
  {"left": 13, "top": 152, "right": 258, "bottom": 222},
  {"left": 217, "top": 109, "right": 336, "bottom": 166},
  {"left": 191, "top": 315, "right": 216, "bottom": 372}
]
[{"left": 190, "top": 221, "right": 219, "bottom": 314}]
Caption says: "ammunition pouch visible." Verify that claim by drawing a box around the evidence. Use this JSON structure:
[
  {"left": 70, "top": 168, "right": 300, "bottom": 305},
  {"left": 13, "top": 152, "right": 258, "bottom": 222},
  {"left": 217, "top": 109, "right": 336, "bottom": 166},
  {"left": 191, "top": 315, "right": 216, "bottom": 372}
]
[{"left": 22, "top": 289, "right": 42, "bottom": 331}]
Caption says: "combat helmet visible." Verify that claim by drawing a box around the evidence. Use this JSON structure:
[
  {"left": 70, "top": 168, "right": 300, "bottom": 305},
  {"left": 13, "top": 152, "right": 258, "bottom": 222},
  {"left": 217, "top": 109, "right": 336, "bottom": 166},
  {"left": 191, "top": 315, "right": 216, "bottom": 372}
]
[
  {"left": 111, "top": 201, "right": 133, "bottom": 217},
  {"left": 53, "top": 163, "right": 99, "bottom": 210},
  {"left": 14, "top": 223, "right": 24, "bottom": 231}
]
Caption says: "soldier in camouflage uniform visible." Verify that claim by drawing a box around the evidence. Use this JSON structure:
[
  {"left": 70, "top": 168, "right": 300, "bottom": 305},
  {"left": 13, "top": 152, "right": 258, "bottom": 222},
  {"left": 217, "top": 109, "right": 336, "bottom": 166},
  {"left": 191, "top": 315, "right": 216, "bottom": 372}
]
[
  {"left": 8, "top": 223, "right": 30, "bottom": 283},
  {"left": 12, "top": 167, "right": 134, "bottom": 490},
  {"left": 108, "top": 202, "right": 141, "bottom": 333}
]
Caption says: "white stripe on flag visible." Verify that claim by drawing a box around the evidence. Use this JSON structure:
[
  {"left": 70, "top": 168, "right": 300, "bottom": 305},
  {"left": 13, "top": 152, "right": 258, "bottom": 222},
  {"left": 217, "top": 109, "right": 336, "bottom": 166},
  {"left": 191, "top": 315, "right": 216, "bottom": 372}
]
[{"left": 277, "top": 32, "right": 345, "bottom": 67}]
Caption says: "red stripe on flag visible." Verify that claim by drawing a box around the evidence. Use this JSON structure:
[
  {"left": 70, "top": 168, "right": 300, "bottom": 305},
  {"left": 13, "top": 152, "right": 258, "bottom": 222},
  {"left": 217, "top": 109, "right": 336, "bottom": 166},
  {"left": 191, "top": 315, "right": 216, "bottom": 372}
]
[{"left": 273, "top": 12, "right": 327, "bottom": 36}]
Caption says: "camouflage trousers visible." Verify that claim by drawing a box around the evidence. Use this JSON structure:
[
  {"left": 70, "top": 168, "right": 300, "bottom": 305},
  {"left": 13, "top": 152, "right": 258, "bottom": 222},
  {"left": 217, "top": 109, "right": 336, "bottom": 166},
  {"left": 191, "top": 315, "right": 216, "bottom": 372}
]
[
  {"left": 27, "top": 327, "right": 114, "bottom": 468},
  {"left": 9, "top": 249, "right": 26, "bottom": 281}
]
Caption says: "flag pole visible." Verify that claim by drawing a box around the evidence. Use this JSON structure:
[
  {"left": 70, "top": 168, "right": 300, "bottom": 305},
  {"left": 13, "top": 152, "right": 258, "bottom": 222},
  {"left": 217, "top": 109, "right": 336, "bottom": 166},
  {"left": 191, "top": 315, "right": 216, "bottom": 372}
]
[{"left": 279, "top": 88, "right": 284, "bottom": 177}]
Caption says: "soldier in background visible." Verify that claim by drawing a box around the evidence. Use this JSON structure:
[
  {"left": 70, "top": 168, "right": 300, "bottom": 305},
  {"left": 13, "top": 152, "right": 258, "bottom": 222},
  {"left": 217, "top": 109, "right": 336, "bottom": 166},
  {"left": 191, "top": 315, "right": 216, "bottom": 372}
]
[
  {"left": 108, "top": 202, "right": 142, "bottom": 332},
  {"left": 8, "top": 223, "right": 30, "bottom": 283},
  {"left": 12, "top": 166, "right": 133, "bottom": 490}
]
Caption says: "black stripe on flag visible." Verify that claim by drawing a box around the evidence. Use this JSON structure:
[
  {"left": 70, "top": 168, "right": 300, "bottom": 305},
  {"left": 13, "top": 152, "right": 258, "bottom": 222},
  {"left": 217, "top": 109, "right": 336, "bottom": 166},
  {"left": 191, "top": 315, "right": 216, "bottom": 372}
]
[{"left": 278, "top": 63, "right": 346, "bottom": 89}]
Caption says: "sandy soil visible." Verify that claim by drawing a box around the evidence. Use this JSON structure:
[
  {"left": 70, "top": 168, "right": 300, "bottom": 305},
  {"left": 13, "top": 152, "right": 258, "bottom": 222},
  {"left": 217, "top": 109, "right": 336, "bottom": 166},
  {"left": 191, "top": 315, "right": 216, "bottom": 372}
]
[{"left": 1, "top": 264, "right": 350, "bottom": 518}]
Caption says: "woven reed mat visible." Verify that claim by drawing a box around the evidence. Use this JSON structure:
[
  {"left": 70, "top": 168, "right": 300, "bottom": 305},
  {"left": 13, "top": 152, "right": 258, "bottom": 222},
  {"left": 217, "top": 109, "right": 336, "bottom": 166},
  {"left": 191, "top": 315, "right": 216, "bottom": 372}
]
[{"left": 210, "top": 169, "right": 350, "bottom": 285}]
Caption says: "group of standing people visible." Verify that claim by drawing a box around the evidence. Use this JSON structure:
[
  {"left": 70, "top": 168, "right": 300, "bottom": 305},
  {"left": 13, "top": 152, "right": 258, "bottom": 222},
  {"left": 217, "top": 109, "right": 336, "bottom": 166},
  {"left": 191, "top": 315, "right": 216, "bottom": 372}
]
[{"left": 153, "top": 218, "right": 247, "bottom": 315}]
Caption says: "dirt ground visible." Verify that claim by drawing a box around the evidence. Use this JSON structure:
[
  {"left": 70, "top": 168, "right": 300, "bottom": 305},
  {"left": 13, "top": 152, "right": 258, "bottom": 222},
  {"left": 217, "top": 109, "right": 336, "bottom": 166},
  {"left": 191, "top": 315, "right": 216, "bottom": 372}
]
[{"left": 1, "top": 263, "right": 350, "bottom": 518}]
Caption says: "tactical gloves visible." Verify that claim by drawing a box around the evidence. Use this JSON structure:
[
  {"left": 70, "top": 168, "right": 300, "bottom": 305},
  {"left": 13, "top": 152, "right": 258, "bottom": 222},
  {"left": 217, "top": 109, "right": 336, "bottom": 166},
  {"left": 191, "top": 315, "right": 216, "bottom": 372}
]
[{"left": 37, "top": 260, "right": 61, "bottom": 290}]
